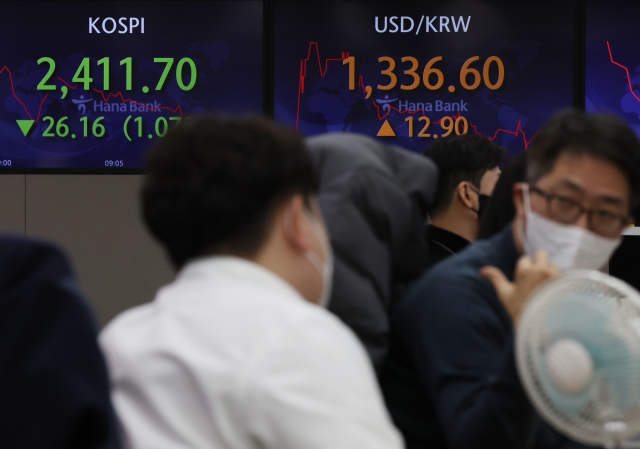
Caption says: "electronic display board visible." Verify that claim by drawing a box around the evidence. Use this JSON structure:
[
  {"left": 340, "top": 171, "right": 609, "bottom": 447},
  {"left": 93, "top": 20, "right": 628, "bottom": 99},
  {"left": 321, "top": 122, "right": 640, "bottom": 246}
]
[
  {"left": 0, "top": 1, "right": 263, "bottom": 170},
  {"left": 585, "top": 0, "right": 640, "bottom": 137},
  {"left": 273, "top": 0, "right": 575, "bottom": 155}
]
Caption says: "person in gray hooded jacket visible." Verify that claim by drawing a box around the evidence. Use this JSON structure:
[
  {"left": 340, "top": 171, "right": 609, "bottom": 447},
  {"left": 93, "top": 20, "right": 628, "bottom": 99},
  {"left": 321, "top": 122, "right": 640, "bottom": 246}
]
[{"left": 306, "top": 133, "right": 438, "bottom": 368}]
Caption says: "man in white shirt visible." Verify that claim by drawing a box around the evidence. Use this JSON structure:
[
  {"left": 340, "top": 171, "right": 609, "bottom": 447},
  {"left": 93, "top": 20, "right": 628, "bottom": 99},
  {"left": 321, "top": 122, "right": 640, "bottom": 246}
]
[{"left": 99, "top": 115, "right": 403, "bottom": 449}]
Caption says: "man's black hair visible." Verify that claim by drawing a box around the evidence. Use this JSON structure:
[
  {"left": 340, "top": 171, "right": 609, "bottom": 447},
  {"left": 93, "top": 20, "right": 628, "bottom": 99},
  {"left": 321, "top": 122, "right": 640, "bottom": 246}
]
[
  {"left": 422, "top": 134, "right": 504, "bottom": 217},
  {"left": 141, "top": 115, "right": 319, "bottom": 269},
  {"left": 527, "top": 109, "right": 640, "bottom": 210}
]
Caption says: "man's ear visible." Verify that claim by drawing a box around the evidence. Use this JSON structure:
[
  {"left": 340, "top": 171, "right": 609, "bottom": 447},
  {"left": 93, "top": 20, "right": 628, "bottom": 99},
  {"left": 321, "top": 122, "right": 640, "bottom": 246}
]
[
  {"left": 513, "top": 182, "right": 526, "bottom": 220},
  {"left": 456, "top": 181, "right": 475, "bottom": 209},
  {"left": 280, "top": 194, "right": 313, "bottom": 255}
]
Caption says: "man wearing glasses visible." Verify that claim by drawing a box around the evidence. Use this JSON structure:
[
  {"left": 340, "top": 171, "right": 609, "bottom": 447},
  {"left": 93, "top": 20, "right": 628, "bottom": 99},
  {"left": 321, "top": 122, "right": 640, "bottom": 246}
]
[{"left": 380, "top": 110, "right": 640, "bottom": 449}]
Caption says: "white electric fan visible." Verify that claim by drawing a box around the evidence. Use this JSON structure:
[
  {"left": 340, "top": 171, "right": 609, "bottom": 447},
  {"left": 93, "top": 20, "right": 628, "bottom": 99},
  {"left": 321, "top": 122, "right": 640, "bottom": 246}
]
[{"left": 516, "top": 270, "right": 640, "bottom": 449}]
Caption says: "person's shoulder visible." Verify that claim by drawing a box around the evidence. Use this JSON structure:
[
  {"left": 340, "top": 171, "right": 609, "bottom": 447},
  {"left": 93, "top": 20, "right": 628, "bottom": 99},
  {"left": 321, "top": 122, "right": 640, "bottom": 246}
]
[
  {"left": 398, "top": 237, "right": 502, "bottom": 318},
  {"left": 248, "top": 303, "right": 378, "bottom": 398},
  {"left": 283, "top": 300, "right": 361, "bottom": 343},
  {"left": 0, "top": 234, "right": 65, "bottom": 254},
  {"left": 306, "top": 132, "right": 434, "bottom": 184},
  {"left": 224, "top": 277, "right": 355, "bottom": 345},
  {"left": 0, "top": 234, "right": 57, "bottom": 251},
  {"left": 267, "top": 301, "right": 370, "bottom": 365},
  {"left": 424, "top": 226, "right": 516, "bottom": 290},
  {"left": 100, "top": 282, "right": 358, "bottom": 367},
  {"left": 0, "top": 235, "right": 72, "bottom": 275},
  {"left": 426, "top": 238, "right": 497, "bottom": 288},
  {"left": 99, "top": 301, "right": 156, "bottom": 354},
  {"left": 0, "top": 235, "right": 84, "bottom": 314},
  {"left": 394, "top": 236, "right": 513, "bottom": 347},
  {"left": 98, "top": 300, "right": 166, "bottom": 381}
]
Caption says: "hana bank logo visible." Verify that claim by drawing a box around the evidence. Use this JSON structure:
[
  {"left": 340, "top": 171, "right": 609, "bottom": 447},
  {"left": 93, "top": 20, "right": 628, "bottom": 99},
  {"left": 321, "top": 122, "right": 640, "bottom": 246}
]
[
  {"left": 375, "top": 95, "right": 398, "bottom": 112},
  {"left": 71, "top": 94, "right": 161, "bottom": 114},
  {"left": 72, "top": 95, "right": 92, "bottom": 115}
]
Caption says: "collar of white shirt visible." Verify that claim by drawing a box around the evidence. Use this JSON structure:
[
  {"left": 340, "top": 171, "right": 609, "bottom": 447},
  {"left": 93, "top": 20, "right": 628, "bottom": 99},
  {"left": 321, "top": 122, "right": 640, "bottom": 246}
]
[{"left": 162, "top": 255, "right": 309, "bottom": 307}]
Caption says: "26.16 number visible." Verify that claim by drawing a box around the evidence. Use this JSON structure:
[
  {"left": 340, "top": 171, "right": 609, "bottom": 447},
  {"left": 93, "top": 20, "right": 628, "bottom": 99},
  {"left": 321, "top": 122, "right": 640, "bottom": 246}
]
[{"left": 41, "top": 116, "right": 106, "bottom": 138}]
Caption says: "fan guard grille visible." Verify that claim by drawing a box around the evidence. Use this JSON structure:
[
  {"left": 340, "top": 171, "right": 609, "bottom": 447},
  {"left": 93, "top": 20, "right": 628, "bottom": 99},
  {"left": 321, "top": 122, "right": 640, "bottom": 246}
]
[{"left": 516, "top": 270, "right": 640, "bottom": 447}]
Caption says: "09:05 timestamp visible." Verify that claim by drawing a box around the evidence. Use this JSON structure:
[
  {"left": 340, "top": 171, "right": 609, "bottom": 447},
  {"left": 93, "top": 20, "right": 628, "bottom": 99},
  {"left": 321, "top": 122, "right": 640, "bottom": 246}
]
[{"left": 105, "top": 160, "right": 123, "bottom": 167}]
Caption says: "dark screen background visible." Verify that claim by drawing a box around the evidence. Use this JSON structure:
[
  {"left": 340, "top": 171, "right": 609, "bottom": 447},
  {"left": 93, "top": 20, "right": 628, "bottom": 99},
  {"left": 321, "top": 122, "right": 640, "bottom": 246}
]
[
  {"left": 0, "top": 1, "right": 263, "bottom": 169},
  {"left": 273, "top": 0, "right": 575, "bottom": 156},
  {"left": 586, "top": 0, "right": 640, "bottom": 137}
]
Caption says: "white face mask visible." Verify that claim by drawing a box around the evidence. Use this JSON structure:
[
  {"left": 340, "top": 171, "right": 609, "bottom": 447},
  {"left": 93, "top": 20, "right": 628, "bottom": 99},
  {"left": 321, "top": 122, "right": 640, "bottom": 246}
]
[
  {"left": 520, "top": 185, "right": 622, "bottom": 271},
  {"left": 302, "top": 211, "right": 334, "bottom": 308}
]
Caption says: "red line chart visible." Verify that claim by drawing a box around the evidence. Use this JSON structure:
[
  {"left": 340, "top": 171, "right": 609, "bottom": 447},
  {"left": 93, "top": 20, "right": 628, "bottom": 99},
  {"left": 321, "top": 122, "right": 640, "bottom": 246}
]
[
  {"left": 0, "top": 65, "right": 183, "bottom": 123},
  {"left": 0, "top": 66, "right": 49, "bottom": 121},
  {"left": 296, "top": 42, "right": 535, "bottom": 149},
  {"left": 607, "top": 41, "right": 640, "bottom": 103}
]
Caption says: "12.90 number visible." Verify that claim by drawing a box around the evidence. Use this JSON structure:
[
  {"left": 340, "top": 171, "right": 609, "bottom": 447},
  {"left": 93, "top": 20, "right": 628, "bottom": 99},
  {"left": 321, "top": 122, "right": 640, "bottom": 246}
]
[{"left": 405, "top": 115, "right": 469, "bottom": 138}]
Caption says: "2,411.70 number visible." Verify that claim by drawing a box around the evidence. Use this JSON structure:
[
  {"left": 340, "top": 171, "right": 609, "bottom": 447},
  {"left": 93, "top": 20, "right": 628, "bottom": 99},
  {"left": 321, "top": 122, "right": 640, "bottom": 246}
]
[{"left": 36, "top": 57, "right": 197, "bottom": 92}]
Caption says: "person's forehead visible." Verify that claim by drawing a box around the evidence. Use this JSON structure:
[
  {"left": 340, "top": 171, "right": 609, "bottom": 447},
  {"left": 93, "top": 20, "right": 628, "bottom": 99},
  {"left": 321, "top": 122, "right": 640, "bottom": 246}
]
[{"left": 538, "top": 152, "right": 630, "bottom": 201}]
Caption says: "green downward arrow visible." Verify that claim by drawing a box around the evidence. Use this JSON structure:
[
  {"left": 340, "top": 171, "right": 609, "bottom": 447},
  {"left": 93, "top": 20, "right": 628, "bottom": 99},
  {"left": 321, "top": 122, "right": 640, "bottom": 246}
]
[{"left": 16, "top": 119, "right": 35, "bottom": 137}]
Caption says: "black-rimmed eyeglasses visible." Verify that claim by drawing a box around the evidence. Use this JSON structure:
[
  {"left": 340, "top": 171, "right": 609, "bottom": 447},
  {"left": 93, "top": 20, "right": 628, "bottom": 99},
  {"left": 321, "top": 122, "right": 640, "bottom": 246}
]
[{"left": 529, "top": 185, "right": 630, "bottom": 237}]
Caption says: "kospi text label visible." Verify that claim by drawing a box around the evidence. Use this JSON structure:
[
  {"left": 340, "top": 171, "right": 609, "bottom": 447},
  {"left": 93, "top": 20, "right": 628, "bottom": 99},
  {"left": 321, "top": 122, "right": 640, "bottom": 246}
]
[{"left": 89, "top": 17, "right": 145, "bottom": 34}]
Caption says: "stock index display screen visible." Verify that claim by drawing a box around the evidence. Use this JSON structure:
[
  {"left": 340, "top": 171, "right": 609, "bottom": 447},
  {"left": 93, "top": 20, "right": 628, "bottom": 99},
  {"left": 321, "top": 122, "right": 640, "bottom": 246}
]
[
  {"left": 586, "top": 0, "right": 640, "bottom": 137},
  {"left": 0, "top": 1, "right": 263, "bottom": 170},
  {"left": 273, "top": 0, "right": 575, "bottom": 155}
]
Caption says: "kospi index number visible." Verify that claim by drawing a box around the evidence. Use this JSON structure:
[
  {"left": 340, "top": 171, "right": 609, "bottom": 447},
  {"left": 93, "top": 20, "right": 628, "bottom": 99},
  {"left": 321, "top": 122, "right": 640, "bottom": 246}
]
[
  {"left": 0, "top": 1, "right": 263, "bottom": 169},
  {"left": 36, "top": 57, "right": 197, "bottom": 92}
]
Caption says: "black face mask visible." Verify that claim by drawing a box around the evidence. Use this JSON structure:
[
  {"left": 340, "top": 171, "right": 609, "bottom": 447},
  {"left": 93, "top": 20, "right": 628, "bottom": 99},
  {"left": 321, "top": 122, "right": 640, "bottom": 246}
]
[
  {"left": 469, "top": 186, "right": 490, "bottom": 219},
  {"left": 476, "top": 194, "right": 490, "bottom": 219}
]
